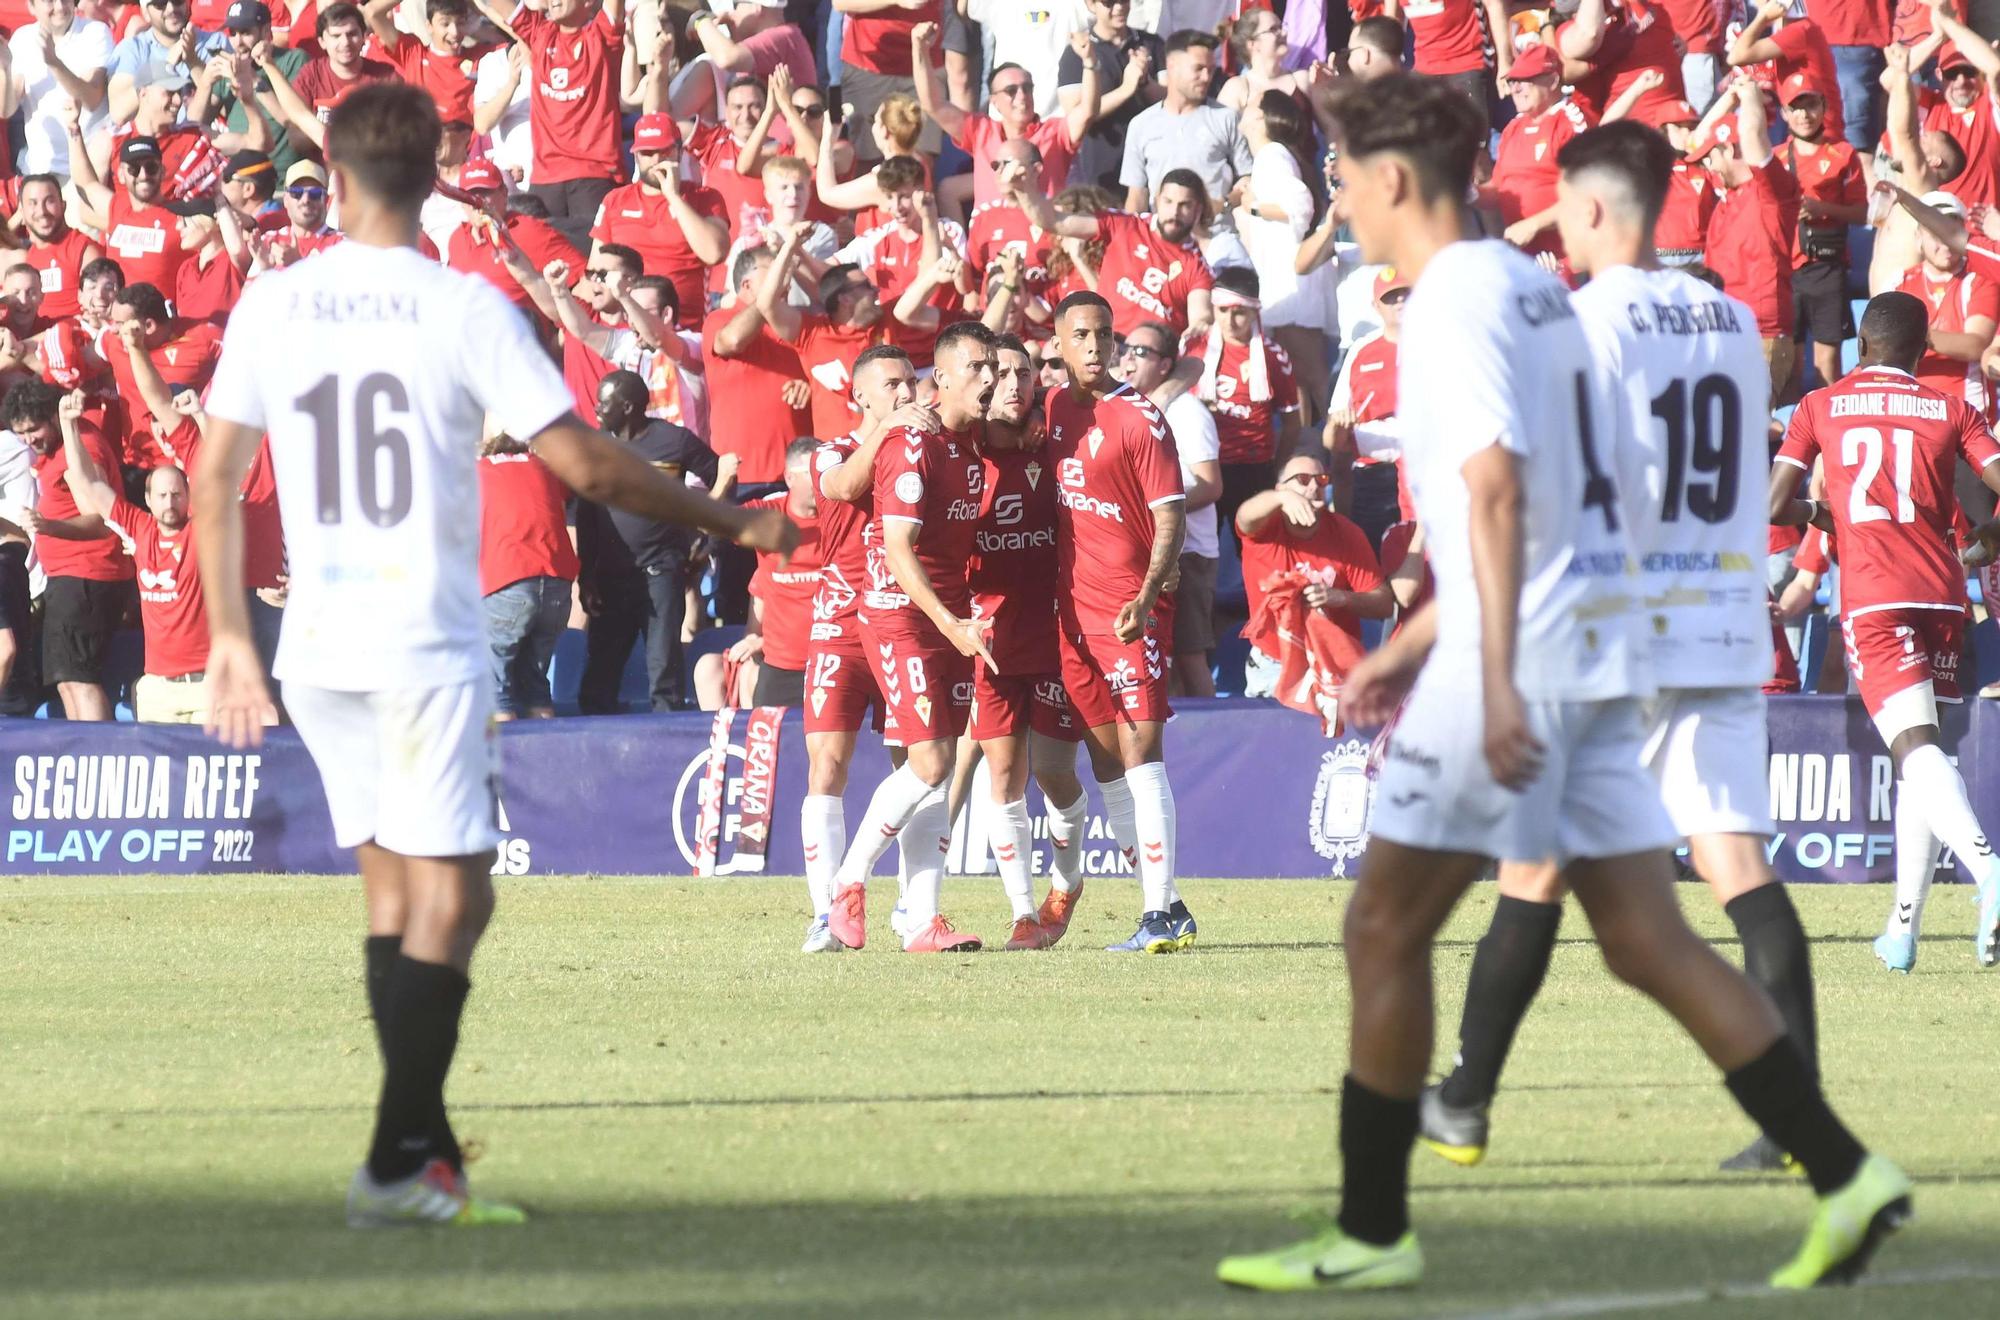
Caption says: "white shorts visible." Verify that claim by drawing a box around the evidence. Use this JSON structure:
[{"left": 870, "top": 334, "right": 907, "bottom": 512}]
[
  {"left": 288, "top": 679, "right": 501, "bottom": 858},
  {"left": 1642, "top": 687, "right": 1774, "bottom": 838},
  {"left": 1370, "top": 676, "right": 1677, "bottom": 865}
]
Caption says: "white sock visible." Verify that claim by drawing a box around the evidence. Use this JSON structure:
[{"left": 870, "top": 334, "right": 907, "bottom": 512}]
[
  {"left": 992, "top": 797, "right": 1036, "bottom": 919},
  {"left": 800, "top": 794, "right": 844, "bottom": 916},
  {"left": 1045, "top": 790, "right": 1087, "bottom": 893},
  {"left": 1099, "top": 777, "right": 1139, "bottom": 874},
  {"left": 835, "top": 765, "right": 937, "bottom": 887},
  {"left": 899, "top": 786, "right": 951, "bottom": 928},
  {"left": 1891, "top": 778, "right": 1939, "bottom": 939},
  {"left": 1900, "top": 744, "right": 1999, "bottom": 884},
  {"left": 1123, "top": 761, "right": 1177, "bottom": 916}
]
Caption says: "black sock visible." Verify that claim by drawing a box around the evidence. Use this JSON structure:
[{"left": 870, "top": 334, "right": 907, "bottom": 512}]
[
  {"left": 1337, "top": 1074, "right": 1420, "bottom": 1246},
  {"left": 1438, "top": 896, "right": 1561, "bottom": 1110},
  {"left": 363, "top": 935, "right": 401, "bottom": 1058},
  {"left": 1724, "top": 1038, "right": 1864, "bottom": 1196},
  {"left": 1725, "top": 885, "right": 1818, "bottom": 1079},
  {"left": 366, "top": 956, "right": 470, "bottom": 1184}
]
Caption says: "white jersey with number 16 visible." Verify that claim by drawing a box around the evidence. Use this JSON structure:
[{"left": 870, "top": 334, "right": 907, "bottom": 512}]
[{"left": 204, "top": 243, "right": 576, "bottom": 693}]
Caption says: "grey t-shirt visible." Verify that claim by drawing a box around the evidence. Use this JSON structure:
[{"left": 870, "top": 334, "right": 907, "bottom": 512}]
[{"left": 1118, "top": 101, "right": 1251, "bottom": 217}]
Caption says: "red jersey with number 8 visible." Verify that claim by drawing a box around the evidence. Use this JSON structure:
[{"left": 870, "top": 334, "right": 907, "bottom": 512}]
[{"left": 1776, "top": 363, "right": 2000, "bottom": 617}]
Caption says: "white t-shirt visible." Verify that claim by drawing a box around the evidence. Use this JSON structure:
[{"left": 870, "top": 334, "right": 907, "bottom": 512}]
[
  {"left": 1398, "top": 239, "right": 1643, "bottom": 703},
  {"left": 1571, "top": 263, "right": 1772, "bottom": 688},
  {"left": 473, "top": 46, "right": 533, "bottom": 185},
  {"left": 965, "top": 0, "right": 1090, "bottom": 117},
  {"left": 11, "top": 19, "right": 115, "bottom": 177},
  {"left": 1163, "top": 391, "right": 1219, "bottom": 559},
  {"left": 205, "top": 243, "right": 575, "bottom": 692}
]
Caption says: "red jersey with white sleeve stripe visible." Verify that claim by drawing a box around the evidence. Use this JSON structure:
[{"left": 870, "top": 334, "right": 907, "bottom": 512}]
[
  {"left": 864, "top": 422, "right": 984, "bottom": 638},
  {"left": 1046, "top": 382, "right": 1184, "bottom": 635},
  {"left": 1776, "top": 364, "right": 2000, "bottom": 617},
  {"left": 809, "top": 433, "right": 873, "bottom": 659}
]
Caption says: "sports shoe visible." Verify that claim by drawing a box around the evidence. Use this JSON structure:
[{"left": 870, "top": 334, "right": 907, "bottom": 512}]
[
  {"left": 1004, "top": 916, "right": 1053, "bottom": 951},
  {"left": 889, "top": 902, "right": 916, "bottom": 943},
  {"left": 1416, "top": 1083, "right": 1489, "bottom": 1167},
  {"left": 1719, "top": 1133, "right": 1793, "bottom": 1173},
  {"left": 1216, "top": 1209, "right": 1423, "bottom": 1292},
  {"left": 1106, "top": 911, "right": 1178, "bottom": 953},
  {"left": 1976, "top": 871, "right": 2000, "bottom": 967},
  {"left": 800, "top": 915, "right": 848, "bottom": 954},
  {"left": 1873, "top": 930, "right": 1916, "bottom": 975},
  {"left": 1167, "top": 899, "right": 1198, "bottom": 950},
  {"left": 1768, "top": 1154, "right": 1913, "bottom": 1288},
  {"left": 1037, "top": 881, "right": 1083, "bottom": 946},
  {"left": 346, "top": 1159, "right": 526, "bottom": 1229},
  {"left": 903, "top": 914, "right": 982, "bottom": 953},
  {"left": 827, "top": 881, "right": 866, "bottom": 950}
]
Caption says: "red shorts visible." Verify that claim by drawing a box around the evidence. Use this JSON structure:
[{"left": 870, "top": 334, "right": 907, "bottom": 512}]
[
  {"left": 969, "top": 664, "right": 1081, "bottom": 742},
  {"left": 803, "top": 640, "right": 896, "bottom": 742},
  {"left": 860, "top": 621, "right": 971, "bottom": 744},
  {"left": 1841, "top": 607, "right": 1964, "bottom": 719},
  {"left": 1059, "top": 612, "right": 1173, "bottom": 731}
]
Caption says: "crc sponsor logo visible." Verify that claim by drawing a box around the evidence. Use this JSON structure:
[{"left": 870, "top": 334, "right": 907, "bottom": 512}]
[{"left": 1309, "top": 740, "right": 1373, "bottom": 876}]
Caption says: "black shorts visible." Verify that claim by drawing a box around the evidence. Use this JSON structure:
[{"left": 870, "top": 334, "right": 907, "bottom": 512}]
[
  {"left": 1792, "top": 259, "right": 1854, "bottom": 348},
  {"left": 43, "top": 575, "right": 132, "bottom": 685},
  {"left": 751, "top": 661, "right": 804, "bottom": 709}
]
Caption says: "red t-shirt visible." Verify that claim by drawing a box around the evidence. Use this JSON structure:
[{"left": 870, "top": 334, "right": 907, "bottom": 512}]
[
  {"left": 839, "top": 0, "right": 940, "bottom": 77},
  {"left": 1777, "top": 364, "right": 2000, "bottom": 614},
  {"left": 174, "top": 251, "right": 247, "bottom": 326},
  {"left": 1924, "top": 91, "right": 2000, "bottom": 211},
  {"left": 1240, "top": 510, "right": 1384, "bottom": 655},
  {"left": 1763, "top": 20, "right": 1846, "bottom": 141},
  {"left": 169, "top": 421, "right": 285, "bottom": 590},
  {"left": 810, "top": 432, "right": 871, "bottom": 657},
  {"left": 1559, "top": 4, "right": 1685, "bottom": 127},
  {"left": 32, "top": 423, "right": 130, "bottom": 581},
  {"left": 1808, "top": 0, "right": 1891, "bottom": 47},
  {"left": 793, "top": 313, "right": 887, "bottom": 442},
  {"left": 1046, "top": 382, "right": 1183, "bottom": 634},
  {"left": 1652, "top": 0, "right": 1721, "bottom": 56},
  {"left": 446, "top": 213, "right": 581, "bottom": 318},
  {"left": 1342, "top": 331, "right": 1398, "bottom": 425},
  {"left": 1703, "top": 158, "right": 1799, "bottom": 337},
  {"left": 512, "top": 4, "right": 624, "bottom": 183},
  {"left": 1776, "top": 136, "right": 1864, "bottom": 271},
  {"left": 106, "top": 322, "right": 222, "bottom": 468},
  {"left": 291, "top": 55, "right": 400, "bottom": 125},
  {"left": 955, "top": 115, "right": 1077, "bottom": 210},
  {"left": 371, "top": 31, "right": 491, "bottom": 125},
  {"left": 478, "top": 450, "right": 580, "bottom": 595},
  {"left": 108, "top": 496, "right": 207, "bottom": 677},
  {"left": 24, "top": 227, "right": 96, "bottom": 320},
  {"left": 865, "top": 421, "right": 984, "bottom": 636},
  {"left": 1897, "top": 261, "right": 2000, "bottom": 410},
  {"left": 1406, "top": 0, "right": 1492, "bottom": 75},
  {"left": 1657, "top": 160, "right": 1716, "bottom": 252},
  {"left": 1490, "top": 98, "right": 1592, "bottom": 246},
  {"left": 589, "top": 181, "right": 729, "bottom": 328},
  {"left": 964, "top": 199, "right": 1054, "bottom": 299},
  {"left": 699, "top": 306, "right": 808, "bottom": 484},
  {"left": 967, "top": 443, "right": 1060, "bottom": 674},
  {"left": 745, "top": 489, "right": 823, "bottom": 671},
  {"left": 103, "top": 192, "right": 191, "bottom": 295},
  {"left": 686, "top": 123, "right": 769, "bottom": 245},
  {"left": 1204, "top": 335, "right": 1299, "bottom": 465},
  {"left": 1093, "top": 210, "right": 1214, "bottom": 338}
]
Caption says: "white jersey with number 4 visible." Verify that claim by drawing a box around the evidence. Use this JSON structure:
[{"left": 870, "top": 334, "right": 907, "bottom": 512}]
[
  {"left": 205, "top": 243, "right": 576, "bottom": 692},
  {"left": 1571, "top": 264, "right": 1772, "bottom": 689},
  {"left": 1398, "top": 239, "right": 1644, "bottom": 702}
]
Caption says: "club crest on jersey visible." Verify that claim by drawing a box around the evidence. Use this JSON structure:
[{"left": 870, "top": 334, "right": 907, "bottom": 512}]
[
  {"left": 1025, "top": 461, "right": 1042, "bottom": 489},
  {"left": 914, "top": 694, "right": 933, "bottom": 725},
  {"left": 1309, "top": 740, "right": 1374, "bottom": 877},
  {"left": 810, "top": 687, "right": 828, "bottom": 716},
  {"left": 1086, "top": 427, "right": 1105, "bottom": 458}
]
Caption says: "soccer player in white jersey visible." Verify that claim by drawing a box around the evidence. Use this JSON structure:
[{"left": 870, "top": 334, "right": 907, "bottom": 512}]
[
  {"left": 1422, "top": 121, "right": 1826, "bottom": 1175},
  {"left": 191, "top": 84, "right": 797, "bottom": 1228},
  {"left": 1216, "top": 76, "right": 1906, "bottom": 1296}
]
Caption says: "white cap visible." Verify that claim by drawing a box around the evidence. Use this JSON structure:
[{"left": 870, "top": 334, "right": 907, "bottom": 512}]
[{"left": 1921, "top": 190, "right": 1967, "bottom": 217}]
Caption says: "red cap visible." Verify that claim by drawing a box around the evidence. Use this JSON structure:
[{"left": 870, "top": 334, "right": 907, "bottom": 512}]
[
  {"left": 1373, "top": 266, "right": 1410, "bottom": 300},
  {"left": 633, "top": 112, "right": 682, "bottom": 154},
  {"left": 1505, "top": 42, "right": 1561, "bottom": 83},
  {"left": 458, "top": 157, "right": 505, "bottom": 192},
  {"left": 1940, "top": 41, "right": 1977, "bottom": 74},
  {"left": 1780, "top": 71, "right": 1825, "bottom": 105},
  {"left": 1654, "top": 98, "right": 1699, "bottom": 127},
  {"left": 1683, "top": 117, "right": 1736, "bottom": 162}
]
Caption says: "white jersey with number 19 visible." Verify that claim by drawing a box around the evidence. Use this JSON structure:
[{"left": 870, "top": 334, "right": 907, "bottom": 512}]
[
  {"left": 204, "top": 243, "right": 576, "bottom": 692},
  {"left": 1571, "top": 264, "right": 1772, "bottom": 689}
]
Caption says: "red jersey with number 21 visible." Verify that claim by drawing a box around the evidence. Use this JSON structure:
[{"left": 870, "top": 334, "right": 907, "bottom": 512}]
[
  {"left": 1776, "top": 364, "right": 2000, "bottom": 616},
  {"left": 867, "top": 423, "right": 984, "bottom": 637},
  {"left": 1046, "top": 384, "right": 1184, "bottom": 634}
]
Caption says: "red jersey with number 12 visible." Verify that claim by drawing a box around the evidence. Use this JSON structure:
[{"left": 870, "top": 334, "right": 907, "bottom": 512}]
[
  {"left": 1046, "top": 384, "right": 1184, "bottom": 634},
  {"left": 1776, "top": 364, "right": 2000, "bottom": 616},
  {"left": 968, "top": 444, "right": 1061, "bottom": 673},
  {"left": 866, "top": 423, "right": 984, "bottom": 637}
]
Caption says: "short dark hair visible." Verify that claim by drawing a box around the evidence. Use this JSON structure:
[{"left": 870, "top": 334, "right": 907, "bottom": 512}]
[
  {"left": 1164, "top": 28, "right": 1219, "bottom": 57},
  {"left": 597, "top": 242, "right": 643, "bottom": 275},
  {"left": 19, "top": 173, "right": 59, "bottom": 196},
  {"left": 1556, "top": 121, "right": 1676, "bottom": 228},
  {"left": 934, "top": 319, "right": 997, "bottom": 362},
  {"left": 1351, "top": 16, "right": 1403, "bottom": 58},
  {"left": 3, "top": 379, "right": 60, "bottom": 430},
  {"left": 818, "top": 262, "right": 868, "bottom": 313},
  {"left": 425, "top": 0, "right": 467, "bottom": 17},
  {"left": 1213, "top": 265, "right": 1260, "bottom": 301},
  {"left": 1257, "top": 88, "right": 1306, "bottom": 151},
  {"left": 629, "top": 274, "right": 678, "bottom": 315},
  {"left": 725, "top": 73, "right": 764, "bottom": 99},
  {"left": 1859, "top": 291, "right": 1931, "bottom": 369},
  {"left": 1128, "top": 319, "right": 1177, "bottom": 353},
  {"left": 1326, "top": 71, "right": 1486, "bottom": 206},
  {"left": 3, "top": 262, "right": 38, "bottom": 285},
  {"left": 116, "top": 282, "right": 170, "bottom": 324},
  {"left": 1156, "top": 167, "right": 1211, "bottom": 224},
  {"left": 784, "top": 436, "right": 819, "bottom": 465},
  {"left": 506, "top": 191, "right": 550, "bottom": 219},
  {"left": 1053, "top": 289, "right": 1112, "bottom": 324},
  {"left": 326, "top": 83, "right": 442, "bottom": 212},
  {"left": 598, "top": 368, "right": 647, "bottom": 410},
  {"left": 80, "top": 257, "right": 124, "bottom": 290},
  {"left": 876, "top": 155, "right": 925, "bottom": 193},
  {"left": 853, "top": 343, "right": 912, "bottom": 384},
  {"left": 317, "top": 1, "right": 363, "bottom": 34},
  {"left": 731, "top": 244, "right": 772, "bottom": 290},
  {"left": 987, "top": 61, "right": 1028, "bottom": 89},
  {"left": 1679, "top": 262, "right": 1726, "bottom": 292},
  {"left": 993, "top": 331, "right": 1030, "bottom": 360}
]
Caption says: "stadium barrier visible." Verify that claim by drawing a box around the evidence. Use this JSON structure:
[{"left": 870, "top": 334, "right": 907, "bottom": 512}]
[{"left": 0, "top": 696, "right": 1978, "bottom": 882}]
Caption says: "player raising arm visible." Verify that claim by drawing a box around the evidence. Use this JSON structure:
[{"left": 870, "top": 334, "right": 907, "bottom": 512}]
[{"left": 191, "top": 84, "right": 794, "bottom": 1231}]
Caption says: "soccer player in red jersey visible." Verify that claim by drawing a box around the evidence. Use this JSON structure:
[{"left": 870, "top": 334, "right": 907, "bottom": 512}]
[
  {"left": 1771, "top": 291, "right": 2000, "bottom": 971},
  {"left": 1045, "top": 289, "right": 1190, "bottom": 953},
  {"left": 824, "top": 323, "right": 999, "bottom": 954},
  {"left": 965, "top": 333, "right": 1090, "bottom": 950}
]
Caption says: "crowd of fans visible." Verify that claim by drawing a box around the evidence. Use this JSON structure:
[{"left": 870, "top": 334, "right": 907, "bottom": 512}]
[{"left": 1, "top": 0, "right": 1998, "bottom": 725}]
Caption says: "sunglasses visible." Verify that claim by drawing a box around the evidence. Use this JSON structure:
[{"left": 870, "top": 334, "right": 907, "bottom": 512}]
[
  {"left": 991, "top": 82, "right": 1032, "bottom": 99},
  {"left": 582, "top": 268, "right": 615, "bottom": 280},
  {"left": 1945, "top": 67, "right": 1981, "bottom": 81},
  {"left": 1118, "top": 342, "right": 1165, "bottom": 360},
  {"left": 146, "top": 0, "right": 190, "bottom": 9},
  {"left": 793, "top": 101, "right": 826, "bottom": 118},
  {"left": 1283, "top": 471, "right": 1331, "bottom": 489},
  {"left": 126, "top": 158, "right": 163, "bottom": 175},
  {"left": 1379, "top": 289, "right": 1408, "bottom": 305},
  {"left": 286, "top": 184, "right": 325, "bottom": 199}
]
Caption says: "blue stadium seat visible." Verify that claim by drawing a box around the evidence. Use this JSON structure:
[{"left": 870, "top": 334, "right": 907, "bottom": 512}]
[{"left": 1211, "top": 634, "right": 1251, "bottom": 698}]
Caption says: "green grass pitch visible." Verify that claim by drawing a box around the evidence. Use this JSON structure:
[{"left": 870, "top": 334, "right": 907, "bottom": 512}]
[{"left": 5, "top": 874, "right": 1999, "bottom": 1319}]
